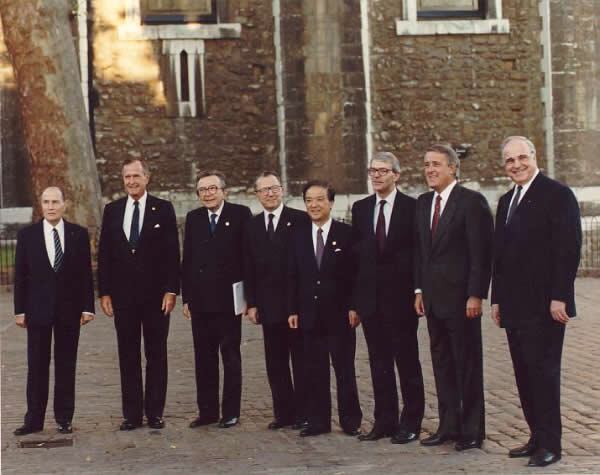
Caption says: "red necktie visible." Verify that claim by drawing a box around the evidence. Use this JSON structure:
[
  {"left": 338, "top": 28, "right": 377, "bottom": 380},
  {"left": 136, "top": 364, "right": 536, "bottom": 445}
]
[
  {"left": 431, "top": 195, "right": 442, "bottom": 236},
  {"left": 375, "top": 200, "right": 386, "bottom": 254}
]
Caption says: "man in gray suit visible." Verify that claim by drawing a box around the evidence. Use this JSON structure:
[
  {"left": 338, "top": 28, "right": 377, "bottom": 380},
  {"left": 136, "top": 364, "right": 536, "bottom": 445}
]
[{"left": 414, "top": 144, "right": 493, "bottom": 451}]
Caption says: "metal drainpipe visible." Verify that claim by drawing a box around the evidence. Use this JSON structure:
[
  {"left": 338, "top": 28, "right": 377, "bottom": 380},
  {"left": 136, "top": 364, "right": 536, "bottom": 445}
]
[
  {"left": 272, "top": 0, "right": 288, "bottom": 191},
  {"left": 540, "top": 0, "right": 555, "bottom": 178},
  {"left": 360, "top": 0, "right": 374, "bottom": 193}
]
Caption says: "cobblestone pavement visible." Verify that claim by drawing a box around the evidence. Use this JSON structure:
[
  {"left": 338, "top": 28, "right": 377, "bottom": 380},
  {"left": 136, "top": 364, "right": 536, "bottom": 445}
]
[{"left": 1, "top": 279, "right": 599, "bottom": 474}]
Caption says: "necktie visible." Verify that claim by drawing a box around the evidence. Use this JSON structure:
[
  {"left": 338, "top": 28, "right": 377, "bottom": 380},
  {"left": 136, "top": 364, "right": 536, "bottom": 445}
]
[
  {"left": 375, "top": 200, "right": 387, "bottom": 254},
  {"left": 431, "top": 194, "right": 442, "bottom": 236},
  {"left": 267, "top": 213, "right": 275, "bottom": 240},
  {"left": 316, "top": 227, "right": 325, "bottom": 269},
  {"left": 53, "top": 228, "right": 63, "bottom": 272},
  {"left": 210, "top": 213, "right": 218, "bottom": 235},
  {"left": 129, "top": 200, "right": 140, "bottom": 247},
  {"left": 506, "top": 185, "right": 522, "bottom": 224}
]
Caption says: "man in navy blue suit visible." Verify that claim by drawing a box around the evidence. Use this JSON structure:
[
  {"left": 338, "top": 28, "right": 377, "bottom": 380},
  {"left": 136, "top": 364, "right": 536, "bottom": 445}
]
[
  {"left": 13, "top": 187, "right": 95, "bottom": 436},
  {"left": 492, "top": 136, "right": 581, "bottom": 467},
  {"left": 287, "top": 180, "right": 362, "bottom": 437}
]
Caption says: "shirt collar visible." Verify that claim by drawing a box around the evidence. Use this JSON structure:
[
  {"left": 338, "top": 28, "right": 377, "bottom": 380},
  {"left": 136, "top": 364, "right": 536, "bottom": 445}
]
[
  {"left": 436, "top": 180, "right": 458, "bottom": 201},
  {"left": 516, "top": 168, "right": 540, "bottom": 194},
  {"left": 208, "top": 201, "right": 225, "bottom": 218},
  {"left": 376, "top": 187, "right": 397, "bottom": 206},
  {"left": 312, "top": 217, "right": 332, "bottom": 235},
  {"left": 263, "top": 202, "right": 284, "bottom": 220},
  {"left": 127, "top": 191, "right": 147, "bottom": 207},
  {"left": 43, "top": 218, "right": 64, "bottom": 233}
]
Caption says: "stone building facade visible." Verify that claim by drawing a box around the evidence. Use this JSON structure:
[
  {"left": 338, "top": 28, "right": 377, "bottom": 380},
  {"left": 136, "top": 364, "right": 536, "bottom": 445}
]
[{"left": 1, "top": 0, "right": 598, "bottom": 220}]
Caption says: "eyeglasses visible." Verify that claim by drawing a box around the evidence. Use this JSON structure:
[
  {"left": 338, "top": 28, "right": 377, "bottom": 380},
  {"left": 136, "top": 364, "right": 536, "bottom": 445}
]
[
  {"left": 197, "top": 185, "right": 222, "bottom": 195},
  {"left": 255, "top": 185, "right": 283, "bottom": 195},
  {"left": 367, "top": 167, "right": 394, "bottom": 177}
]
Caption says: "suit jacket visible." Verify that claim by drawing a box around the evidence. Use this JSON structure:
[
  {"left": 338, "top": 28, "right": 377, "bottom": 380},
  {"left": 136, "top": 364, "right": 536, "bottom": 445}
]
[
  {"left": 415, "top": 184, "right": 494, "bottom": 319},
  {"left": 352, "top": 191, "right": 417, "bottom": 321},
  {"left": 491, "top": 173, "right": 581, "bottom": 328},
  {"left": 244, "top": 206, "right": 309, "bottom": 325},
  {"left": 181, "top": 201, "right": 252, "bottom": 315},
  {"left": 287, "top": 219, "right": 356, "bottom": 332},
  {"left": 14, "top": 220, "right": 95, "bottom": 327},
  {"left": 97, "top": 194, "right": 180, "bottom": 308}
]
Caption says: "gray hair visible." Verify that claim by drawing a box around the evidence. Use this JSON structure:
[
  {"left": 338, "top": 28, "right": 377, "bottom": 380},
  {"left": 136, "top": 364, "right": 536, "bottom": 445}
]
[
  {"left": 371, "top": 151, "right": 401, "bottom": 173},
  {"left": 40, "top": 186, "right": 65, "bottom": 202},
  {"left": 254, "top": 171, "right": 281, "bottom": 189},
  {"left": 500, "top": 136, "right": 537, "bottom": 158},
  {"left": 425, "top": 144, "right": 460, "bottom": 177},
  {"left": 197, "top": 170, "right": 226, "bottom": 189}
]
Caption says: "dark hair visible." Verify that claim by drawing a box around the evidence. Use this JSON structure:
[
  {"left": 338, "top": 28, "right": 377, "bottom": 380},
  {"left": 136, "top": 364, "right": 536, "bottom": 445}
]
[
  {"left": 254, "top": 171, "right": 281, "bottom": 189},
  {"left": 196, "top": 170, "right": 226, "bottom": 191},
  {"left": 302, "top": 180, "right": 335, "bottom": 202},
  {"left": 122, "top": 158, "right": 150, "bottom": 176},
  {"left": 425, "top": 143, "right": 460, "bottom": 177}
]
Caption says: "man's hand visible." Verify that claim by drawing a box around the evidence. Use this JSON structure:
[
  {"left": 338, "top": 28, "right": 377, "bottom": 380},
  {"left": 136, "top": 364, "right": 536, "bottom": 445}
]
[
  {"left": 80, "top": 313, "right": 94, "bottom": 326},
  {"left": 491, "top": 304, "right": 501, "bottom": 327},
  {"left": 183, "top": 303, "right": 191, "bottom": 320},
  {"left": 550, "top": 300, "right": 570, "bottom": 325},
  {"left": 414, "top": 293, "right": 425, "bottom": 317},
  {"left": 100, "top": 295, "right": 114, "bottom": 318},
  {"left": 247, "top": 307, "right": 259, "bottom": 325},
  {"left": 348, "top": 310, "right": 360, "bottom": 328},
  {"left": 15, "top": 315, "right": 26, "bottom": 328},
  {"left": 162, "top": 293, "right": 176, "bottom": 316},
  {"left": 288, "top": 314, "right": 298, "bottom": 329},
  {"left": 466, "top": 296, "right": 482, "bottom": 319}
]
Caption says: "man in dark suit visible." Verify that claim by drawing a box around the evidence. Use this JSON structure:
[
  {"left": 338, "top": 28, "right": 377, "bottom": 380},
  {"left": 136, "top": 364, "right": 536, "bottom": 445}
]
[
  {"left": 98, "top": 158, "right": 180, "bottom": 431},
  {"left": 414, "top": 144, "right": 493, "bottom": 451},
  {"left": 288, "top": 180, "right": 362, "bottom": 437},
  {"left": 352, "top": 152, "right": 425, "bottom": 444},
  {"left": 491, "top": 136, "right": 581, "bottom": 467},
  {"left": 244, "top": 171, "right": 308, "bottom": 430},
  {"left": 13, "top": 187, "right": 95, "bottom": 436},
  {"left": 182, "top": 170, "right": 252, "bottom": 429}
]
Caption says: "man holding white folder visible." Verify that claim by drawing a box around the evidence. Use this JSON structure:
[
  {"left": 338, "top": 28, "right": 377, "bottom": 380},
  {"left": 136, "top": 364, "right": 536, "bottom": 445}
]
[{"left": 182, "top": 170, "right": 252, "bottom": 429}]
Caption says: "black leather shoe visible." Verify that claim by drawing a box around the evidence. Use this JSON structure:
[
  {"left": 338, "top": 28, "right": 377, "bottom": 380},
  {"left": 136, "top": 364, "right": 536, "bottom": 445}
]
[
  {"left": 189, "top": 416, "right": 218, "bottom": 428},
  {"left": 292, "top": 420, "right": 309, "bottom": 430},
  {"left": 119, "top": 420, "right": 142, "bottom": 431},
  {"left": 268, "top": 420, "right": 293, "bottom": 430},
  {"left": 508, "top": 440, "right": 536, "bottom": 458},
  {"left": 391, "top": 429, "right": 419, "bottom": 444},
  {"left": 57, "top": 422, "right": 73, "bottom": 434},
  {"left": 299, "top": 426, "right": 330, "bottom": 437},
  {"left": 527, "top": 448, "right": 561, "bottom": 467},
  {"left": 343, "top": 428, "right": 362, "bottom": 436},
  {"left": 455, "top": 438, "right": 482, "bottom": 451},
  {"left": 218, "top": 417, "right": 239, "bottom": 428},
  {"left": 358, "top": 427, "right": 393, "bottom": 441},
  {"left": 420, "top": 432, "right": 455, "bottom": 446},
  {"left": 13, "top": 424, "right": 43, "bottom": 436},
  {"left": 147, "top": 417, "right": 165, "bottom": 429}
]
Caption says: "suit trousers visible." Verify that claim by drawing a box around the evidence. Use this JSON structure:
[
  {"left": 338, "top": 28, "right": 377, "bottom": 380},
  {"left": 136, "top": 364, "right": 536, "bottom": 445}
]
[
  {"left": 506, "top": 321, "right": 565, "bottom": 455},
  {"left": 263, "top": 322, "right": 306, "bottom": 424},
  {"left": 25, "top": 322, "right": 80, "bottom": 427},
  {"left": 191, "top": 312, "right": 242, "bottom": 420},
  {"left": 362, "top": 315, "right": 424, "bottom": 432},
  {"left": 303, "top": 325, "right": 362, "bottom": 432},
  {"left": 114, "top": 304, "right": 170, "bottom": 423},
  {"left": 426, "top": 314, "right": 485, "bottom": 440}
]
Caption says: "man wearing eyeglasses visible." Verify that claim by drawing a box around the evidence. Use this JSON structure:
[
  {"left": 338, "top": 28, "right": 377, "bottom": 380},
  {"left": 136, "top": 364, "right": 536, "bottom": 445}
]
[
  {"left": 244, "top": 171, "right": 309, "bottom": 431},
  {"left": 351, "top": 152, "right": 425, "bottom": 444},
  {"left": 414, "top": 144, "right": 493, "bottom": 452},
  {"left": 182, "top": 170, "right": 252, "bottom": 429},
  {"left": 491, "top": 136, "right": 581, "bottom": 467}
]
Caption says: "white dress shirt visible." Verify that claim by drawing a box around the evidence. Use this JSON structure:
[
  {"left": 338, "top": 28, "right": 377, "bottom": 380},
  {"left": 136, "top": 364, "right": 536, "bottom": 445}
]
[
  {"left": 373, "top": 187, "right": 397, "bottom": 236},
  {"left": 430, "top": 179, "right": 458, "bottom": 228},
  {"left": 312, "top": 218, "right": 332, "bottom": 254},
  {"left": 123, "top": 192, "right": 147, "bottom": 239},
  {"left": 43, "top": 218, "right": 65, "bottom": 268},
  {"left": 507, "top": 168, "right": 539, "bottom": 211},
  {"left": 263, "top": 202, "right": 284, "bottom": 231},
  {"left": 207, "top": 201, "right": 225, "bottom": 224}
]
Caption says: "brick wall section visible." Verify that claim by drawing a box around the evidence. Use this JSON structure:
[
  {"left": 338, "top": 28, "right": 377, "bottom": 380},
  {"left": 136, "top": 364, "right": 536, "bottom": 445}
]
[
  {"left": 551, "top": 0, "right": 600, "bottom": 187},
  {"left": 281, "top": 0, "right": 367, "bottom": 195},
  {"left": 368, "top": 0, "right": 545, "bottom": 192},
  {"left": 92, "top": 1, "right": 278, "bottom": 200}
]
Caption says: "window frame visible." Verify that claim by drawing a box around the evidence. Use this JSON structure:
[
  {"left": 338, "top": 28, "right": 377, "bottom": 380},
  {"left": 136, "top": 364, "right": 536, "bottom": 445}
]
[
  {"left": 417, "top": 0, "right": 487, "bottom": 20},
  {"left": 140, "top": 0, "right": 218, "bottom": 25}
]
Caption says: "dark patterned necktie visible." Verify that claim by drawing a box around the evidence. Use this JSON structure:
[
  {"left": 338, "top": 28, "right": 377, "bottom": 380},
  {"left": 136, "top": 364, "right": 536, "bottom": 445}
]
[
  {"left": 431, "top": 195, "right": 442, "bottom": 236},
  {"left": 316, "top": 228, "right": 324, "bottom": 269},
  {"left": 129, "top": 200, "right": 140, "bottom": 246},
  {"left": 267, "top": 213, "right": 275, "bottom": 240},
  {"left": 210, "top": 213, "right": 218, "bottom": 235},
  {"left": 375, "top": 200, "right": 386, "bottom": 254},
  {"left": 506, "top": 186, "right": 522, "bottom": 224},
  {"left": 53, "top": 228, "right": 63, "bottom": 272}
]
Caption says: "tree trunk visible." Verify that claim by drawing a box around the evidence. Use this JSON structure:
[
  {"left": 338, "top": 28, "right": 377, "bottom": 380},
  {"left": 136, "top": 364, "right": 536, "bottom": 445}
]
[{"left": 0, "top": 0, "right": 102, "bottom": 228}]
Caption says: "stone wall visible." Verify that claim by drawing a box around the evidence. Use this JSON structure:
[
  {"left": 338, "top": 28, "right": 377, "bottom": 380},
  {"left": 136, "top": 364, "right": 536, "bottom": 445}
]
[
  {"left": 368, "top": 0, "right": 546, "bottom": 195},
  {"left": 551, "top": 0, "right": 600, "bottom": 188}
]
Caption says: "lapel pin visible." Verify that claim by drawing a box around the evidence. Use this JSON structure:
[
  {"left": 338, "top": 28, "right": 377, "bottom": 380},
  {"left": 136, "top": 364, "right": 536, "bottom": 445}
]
[
  {"left": 287, "top": 222, "right": 291, "bottom": 226},
  {"left": 225, "top": 221, "right": 230, "bottom": 226},
  {"left": 152, "top": 207, "right": 156, "bottom": 210},
  {"left": 332, "top": 241, "right": 337, "bottom": 246}
]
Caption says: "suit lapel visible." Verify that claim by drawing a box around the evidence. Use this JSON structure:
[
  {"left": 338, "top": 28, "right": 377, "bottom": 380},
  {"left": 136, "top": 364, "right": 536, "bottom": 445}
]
[
  {"left": 319, "top": 220, "right": 339, "bottom": 271},
  {"left": 431, "top": 186, "right": 459, "bottom": 250},
  {"left": 506, "top": 173, "right": 543, "bottom": 227},
  {"left": 421, "top": 192, "right": 434, "bottom": 253},
  {"left": 365, "top": 195, "right": 377, "bottom": 238},
  {"left": 214, "top": 202, "right": 230, "bottom": 236},
  {"left": 137, "top": 195, "right": 156, "bottom": 245},
  {"left": 386, "top": 191, "right": 402, "bottom": 244}
]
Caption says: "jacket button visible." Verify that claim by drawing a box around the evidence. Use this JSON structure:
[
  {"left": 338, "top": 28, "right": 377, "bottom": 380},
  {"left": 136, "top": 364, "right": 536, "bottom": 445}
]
[
  {"left": 316, "top": 280, "right": 320, "bottom": 285},
  {"left": 314, "top": 295, "right": 318, "bottom": 300},
  {"left": 131, "top": 249, "right": 136, "bottom": 254}
]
